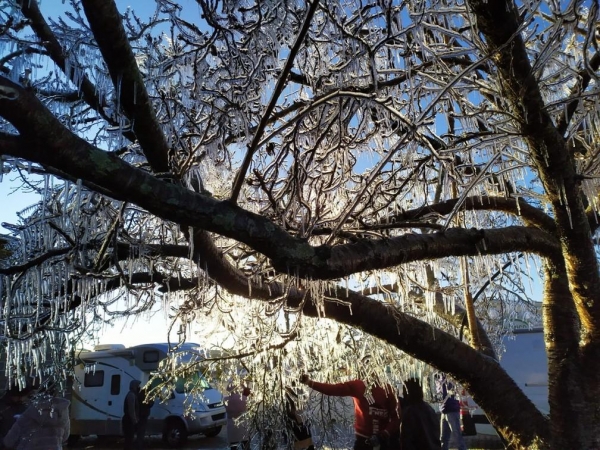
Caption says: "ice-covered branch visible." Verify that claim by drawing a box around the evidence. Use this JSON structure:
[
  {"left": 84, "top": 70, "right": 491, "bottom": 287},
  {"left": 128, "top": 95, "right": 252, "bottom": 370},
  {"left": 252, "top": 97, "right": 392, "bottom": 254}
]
[
  {"left": 18, "top": 0, "right": 130, "bottom": 138},
  {"left": 0, "top": 79, "right": 561, "bottom": 280},
  {"left": 81, "top": 0, "right": 170, "bottom": 172}
]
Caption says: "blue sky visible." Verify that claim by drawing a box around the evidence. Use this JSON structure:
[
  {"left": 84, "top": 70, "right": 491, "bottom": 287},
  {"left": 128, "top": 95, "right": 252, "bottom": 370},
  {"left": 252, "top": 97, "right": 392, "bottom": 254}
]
[{"left": 0, "top": 174, "right": 41, "bottom": 232}]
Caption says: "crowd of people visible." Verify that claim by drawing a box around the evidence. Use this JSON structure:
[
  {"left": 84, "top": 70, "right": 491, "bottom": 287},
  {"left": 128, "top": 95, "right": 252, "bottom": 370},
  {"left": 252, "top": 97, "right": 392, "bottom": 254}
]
[
  {"left": 0, "top": 370, "right": 468, "bottom": 449},
  {"left": 221, "top": 370, "right": 467, "bottom": 450}
]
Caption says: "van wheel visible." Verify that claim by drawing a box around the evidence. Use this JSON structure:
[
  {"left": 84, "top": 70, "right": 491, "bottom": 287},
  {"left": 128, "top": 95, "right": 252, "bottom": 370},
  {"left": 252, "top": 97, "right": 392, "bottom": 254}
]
[
  {"left": 67, "top": 435, "right": 80, "bottom": 447},
  {"left": 163, "top": 420, "right": 188, "bottom": 448},
  {"left": 203, "top": 426, "right": 222, "bottom": 437}
]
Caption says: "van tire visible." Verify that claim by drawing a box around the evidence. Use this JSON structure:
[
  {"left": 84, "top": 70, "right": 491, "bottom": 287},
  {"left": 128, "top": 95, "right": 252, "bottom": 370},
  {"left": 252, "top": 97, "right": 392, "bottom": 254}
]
[
  {"left": 67, "top": 435, "right": 80, "bottom": 446},
  {"left": 203, "top": 426, "right": 222, "bottom": 437},
  {"left": 163, "top": 419, "right": 188, "bottom": 448}
]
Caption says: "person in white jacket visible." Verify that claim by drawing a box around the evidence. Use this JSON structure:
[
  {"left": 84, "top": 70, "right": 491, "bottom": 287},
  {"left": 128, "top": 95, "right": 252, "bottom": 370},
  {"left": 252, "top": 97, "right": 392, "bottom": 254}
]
[
  {"left": 224, "top": 384, "right": 251, "bottom": 450},
  {"left": 3, "top": 395, "right": 70, "bottom": 450}
]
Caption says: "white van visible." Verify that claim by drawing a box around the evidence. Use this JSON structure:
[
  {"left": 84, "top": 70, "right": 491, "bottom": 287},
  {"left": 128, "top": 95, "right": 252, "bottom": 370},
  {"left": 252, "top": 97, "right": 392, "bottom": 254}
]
[
  {"left": 69, "top": 343, "right": 227, "bottom": 447},
  {"left": 460, "top": 328, "right": 548, "bottom": 436}
]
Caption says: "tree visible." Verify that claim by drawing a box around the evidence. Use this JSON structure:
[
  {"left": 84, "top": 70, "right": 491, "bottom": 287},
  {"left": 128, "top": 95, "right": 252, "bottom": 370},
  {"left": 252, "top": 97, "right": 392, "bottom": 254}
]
[{"left": 0, "top": 0, "right": 598, "bottom": 448}]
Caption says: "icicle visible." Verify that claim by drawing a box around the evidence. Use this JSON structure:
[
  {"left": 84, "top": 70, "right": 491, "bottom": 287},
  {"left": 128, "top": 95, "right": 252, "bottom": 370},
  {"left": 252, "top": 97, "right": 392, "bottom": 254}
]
[{"left": 188, "top": 226, "right": 195, "bottom": 274}]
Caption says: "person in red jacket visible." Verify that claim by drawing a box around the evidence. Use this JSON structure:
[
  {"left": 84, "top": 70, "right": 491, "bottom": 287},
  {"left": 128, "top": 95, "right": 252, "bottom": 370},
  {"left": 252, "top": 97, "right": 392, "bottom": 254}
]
[{"left": 300, "top": 374, "right": 400, "bottom": 450}]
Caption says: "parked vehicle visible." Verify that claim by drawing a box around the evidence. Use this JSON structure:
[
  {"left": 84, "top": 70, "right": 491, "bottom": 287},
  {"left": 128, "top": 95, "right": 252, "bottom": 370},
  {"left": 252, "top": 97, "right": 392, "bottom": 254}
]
[
  {"left": 69, "top": 343, "right": 227, "bottom": 447},
  {"left": 459, "top": 328, "right": 548, "bottom": 436}
]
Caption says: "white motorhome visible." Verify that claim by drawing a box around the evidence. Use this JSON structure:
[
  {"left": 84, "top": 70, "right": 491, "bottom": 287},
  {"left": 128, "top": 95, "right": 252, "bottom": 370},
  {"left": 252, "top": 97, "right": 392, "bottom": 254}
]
[
  {"left": 460, "top": 327, "right": 548, "bottom": 436},
  {"left": 69, "top": 342, "right": 227, "bottom": 447}
]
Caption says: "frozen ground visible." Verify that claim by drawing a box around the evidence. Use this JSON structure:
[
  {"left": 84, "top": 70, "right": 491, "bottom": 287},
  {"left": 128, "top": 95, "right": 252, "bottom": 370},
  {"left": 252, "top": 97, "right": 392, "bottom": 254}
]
[{"left": 74, "top": 428, "right": 504, "bottom": 449}]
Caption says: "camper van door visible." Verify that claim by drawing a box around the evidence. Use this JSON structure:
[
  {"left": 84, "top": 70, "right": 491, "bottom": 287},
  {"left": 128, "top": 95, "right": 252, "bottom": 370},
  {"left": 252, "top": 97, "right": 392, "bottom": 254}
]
[{"left": 71, "top": 365, "right": 126, "bottom": 436}]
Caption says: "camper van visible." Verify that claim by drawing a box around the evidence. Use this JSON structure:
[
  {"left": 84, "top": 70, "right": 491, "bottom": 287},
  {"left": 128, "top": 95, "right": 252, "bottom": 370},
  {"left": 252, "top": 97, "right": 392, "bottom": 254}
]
[
  {"left": 460, "top": 328, "right": 548, "bottom": 436},
  {"left": 69, "top": 343, "right": 227, "bottom": 447}
]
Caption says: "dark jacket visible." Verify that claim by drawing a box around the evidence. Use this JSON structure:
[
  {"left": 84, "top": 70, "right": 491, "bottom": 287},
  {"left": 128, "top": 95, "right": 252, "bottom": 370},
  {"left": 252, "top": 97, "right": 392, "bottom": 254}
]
[
  {"left": 401, "top": 379, "right": 441, "bottom": 450},
  {"left": 3, "top": 397, "right": 70, "bottom": 450},
  {"left": 0, "top": 397, "right": 28, "bottom": 448},
  {"left": 436, "top": 376, "right": 460, "bottom": 414},
  {"left": 123, "top": 380, "right": 141, "bottom": 424},
  {"left": 401, "top": 403, "right": 441, "bottom": 450},
  {"left": 138, "top": 389, "right": 154, "bottom": 420},
  {"left": 224, "top": 389, "right": 249, "bottom": 444}
]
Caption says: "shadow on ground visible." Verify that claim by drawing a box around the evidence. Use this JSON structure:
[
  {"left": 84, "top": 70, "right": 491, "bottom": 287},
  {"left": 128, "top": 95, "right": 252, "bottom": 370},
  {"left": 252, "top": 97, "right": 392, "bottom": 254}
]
[{"left": 70, "top": 430, "right": 504, "bottom": 450}]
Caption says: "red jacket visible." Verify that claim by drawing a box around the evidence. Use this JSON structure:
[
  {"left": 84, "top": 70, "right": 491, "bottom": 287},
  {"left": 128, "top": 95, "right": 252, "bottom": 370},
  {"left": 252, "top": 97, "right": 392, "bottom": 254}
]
[{"left": 309, "top": 379, "right": 400, "bottom": 439}]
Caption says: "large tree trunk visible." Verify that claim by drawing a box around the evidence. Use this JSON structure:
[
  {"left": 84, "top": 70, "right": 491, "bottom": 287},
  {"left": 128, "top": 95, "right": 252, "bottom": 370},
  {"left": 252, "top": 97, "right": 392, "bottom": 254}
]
[
  {"left": 463, "top": 1, "right": 600, "bottom": 445},
  {"left": 543, "top": 260, "right": 581, "bottom": 449},
  {"left": 544, "top": 260, "right": 600, "bottom": 449},
  {"left": 577, "top": 334, "right": 600, "bottom": 449}
]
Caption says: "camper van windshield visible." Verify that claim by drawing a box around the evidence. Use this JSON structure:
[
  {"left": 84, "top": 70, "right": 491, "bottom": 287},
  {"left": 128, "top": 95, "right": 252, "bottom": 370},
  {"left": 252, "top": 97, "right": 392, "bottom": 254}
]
[{"left": 174, "top": 372, "right": 211, "bottom": 393}]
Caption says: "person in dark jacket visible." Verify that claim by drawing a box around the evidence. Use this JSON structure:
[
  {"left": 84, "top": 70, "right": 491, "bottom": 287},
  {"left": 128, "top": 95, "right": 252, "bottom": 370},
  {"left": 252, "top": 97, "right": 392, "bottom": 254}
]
[
  {"left": 3, "top": 395, "right": 70, "bottom": 450},
  {"left": 122, "top": 380, "right": 141, "bottom": 450},
  {"left": 400, "top": 378, "right": 441, "bottom": 450},
  {"left": 136, "top": 385, "right": 154, "bottom": 449},
  {"left": 435, "top": 374, "right": 466, "bottom": 450}
]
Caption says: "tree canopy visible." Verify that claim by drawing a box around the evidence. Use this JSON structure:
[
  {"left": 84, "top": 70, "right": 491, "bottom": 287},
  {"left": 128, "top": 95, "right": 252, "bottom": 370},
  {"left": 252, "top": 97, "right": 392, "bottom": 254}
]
[{"left": 0, "top": 0, "right": 599, "bottom": 448}]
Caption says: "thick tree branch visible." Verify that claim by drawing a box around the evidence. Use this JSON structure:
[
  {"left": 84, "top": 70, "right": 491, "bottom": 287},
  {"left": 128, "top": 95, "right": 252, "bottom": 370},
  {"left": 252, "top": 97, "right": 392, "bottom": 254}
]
[
  {"left": 123, "top": 232, "right": 549, "bottom": 445},
  {"left": 184, "top": 229, "right": 549, "bottom": 447},
  {"left": 0, "top": 133, "right": 561, "bottom": 283},
  {"left": 0, "top": 247, "right": 70, "bottom": 275},
  {"left": 312, "top": 289, "right": 549, "bottom": 446},
  {"left": 0, "top": 78, "right": 562, "bottom": 279},
  {"left": 313, "top": 227, "right": 559, "bottom": 279},
  {"left": 393, "top": 196, "right": 556, "bottom": 232},
  {"left": 81, "top": 0, "right": 170, "bottom": 172},
  {"left": 161, "top": 228, "right": 548, "bottom": 446}
]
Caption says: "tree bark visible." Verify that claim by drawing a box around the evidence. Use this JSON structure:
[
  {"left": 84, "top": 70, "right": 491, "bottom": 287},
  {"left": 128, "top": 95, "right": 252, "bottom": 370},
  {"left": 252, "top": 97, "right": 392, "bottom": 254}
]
[{"left": 543, "top": 260, "right": 600, "bottom": 449}]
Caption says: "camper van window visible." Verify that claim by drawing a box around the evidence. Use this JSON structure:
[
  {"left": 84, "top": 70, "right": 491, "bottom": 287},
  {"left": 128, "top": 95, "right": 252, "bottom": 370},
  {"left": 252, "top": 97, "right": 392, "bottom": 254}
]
[
  {"left": 174, "top": 372, "right": 211, "bottom": 394},
  {"left": 110, "top": 374, "right": 121, "bottom": 395},
  {"left": 84, "top": 370, "right": 105, "bottom": 387},
  {"left": 143, "top": 351, "right": 160, "bottom": 363}
]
